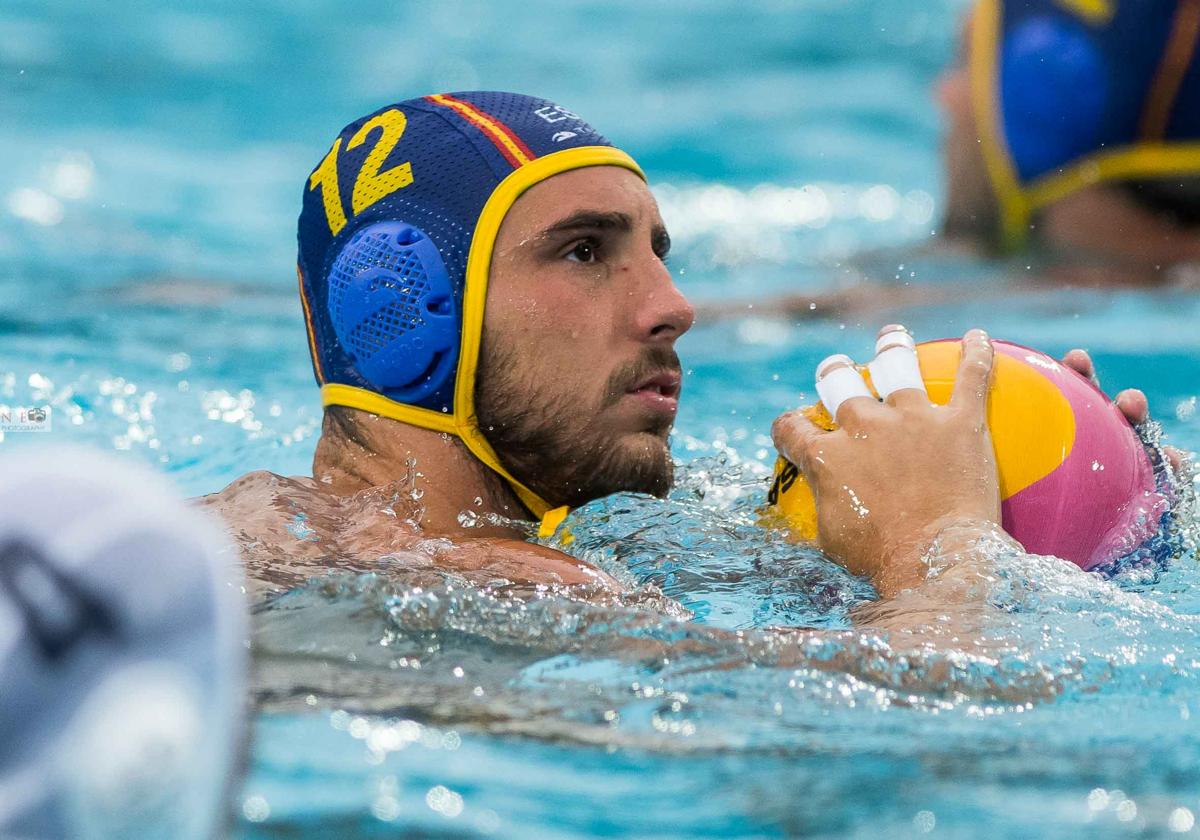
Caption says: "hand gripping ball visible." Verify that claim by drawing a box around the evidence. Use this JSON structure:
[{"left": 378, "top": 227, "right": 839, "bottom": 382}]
[{"left": 766, "top": 340, "right": 1168, "bottom": 570}]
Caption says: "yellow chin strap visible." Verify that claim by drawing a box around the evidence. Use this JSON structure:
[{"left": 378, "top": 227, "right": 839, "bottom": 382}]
[{"left": 322, "top": 145, "right": 645, "bottom": 539}]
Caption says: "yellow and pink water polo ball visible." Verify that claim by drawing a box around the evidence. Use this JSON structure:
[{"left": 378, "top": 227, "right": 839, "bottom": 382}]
[{"left": 766, "top": 339, "right": 1169, "bottom": 571}]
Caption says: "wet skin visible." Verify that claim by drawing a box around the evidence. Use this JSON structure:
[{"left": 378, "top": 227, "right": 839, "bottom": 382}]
[
  {"left": 202, "top": 166, "right": 1170, "bottom": 606},
  {"left": 203, "top": 166, "right": 691, "bottom": 600}
]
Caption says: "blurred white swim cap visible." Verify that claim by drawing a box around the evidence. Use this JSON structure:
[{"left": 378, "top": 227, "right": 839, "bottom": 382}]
[{"left": 0, "top": 447, "right": 246, "bottom": 839}]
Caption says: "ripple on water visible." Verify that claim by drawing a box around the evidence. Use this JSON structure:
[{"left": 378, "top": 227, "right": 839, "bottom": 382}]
[
  {"left": 246, "top": 488, "right": 1200, "bottom": 835},
  {"left": 250, "top": 457, "right": 1200, "bottom": 754}
]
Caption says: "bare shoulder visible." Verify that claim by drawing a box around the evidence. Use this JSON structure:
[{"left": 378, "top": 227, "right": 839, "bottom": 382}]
[
  {"left": 192, "top": 471, "right": 618, "bottom": 598},
  {"left": 194, "top": 470, "right": 325, "bottom": 544},
  {"left": 429, "top": 537, "right": 620, "bottom": 590},
  {"left": 192, "top": 470, "right": 346, "bottom": 598}
]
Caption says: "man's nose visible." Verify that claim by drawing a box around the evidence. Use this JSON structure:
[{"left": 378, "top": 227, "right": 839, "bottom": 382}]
[{"left": 635, "top": 260, "right": 695, "bottom": 342}]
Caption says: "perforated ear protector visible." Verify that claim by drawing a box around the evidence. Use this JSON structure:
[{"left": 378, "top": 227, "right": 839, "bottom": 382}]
[
  {"left": 326, "top": 221, "right": 459, "bottom": 400},
  {"left": 972, "top": 0, "right": 1200, "bottom": 249},
  {"left": 300, "top": 93, "right": 646, "bottom": 524}
]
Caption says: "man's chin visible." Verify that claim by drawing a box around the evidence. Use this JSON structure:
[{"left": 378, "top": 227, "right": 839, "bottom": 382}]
[
  {"left": 546, "top": 433, "right": 674, "bottom": 508},
  {"left": 599, "top": 432, "right": 675, "bottom": 498}
]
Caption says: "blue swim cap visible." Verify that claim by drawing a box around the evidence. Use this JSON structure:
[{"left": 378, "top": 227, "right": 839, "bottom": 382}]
[
  {"left": 970, "top": 0, "right": 1200, "bottom": 246},
  {"left": 297, "top": 92, "right": 644, "bottom": 517}
]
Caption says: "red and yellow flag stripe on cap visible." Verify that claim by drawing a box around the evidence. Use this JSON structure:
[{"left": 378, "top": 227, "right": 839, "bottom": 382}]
[
  {"left": 321, "top": 145, "right": 647, "bottom": 520},
  {"left": 297, "top": 263, "right": 325, "bottom": 384},
  {"left": 1140, "top": 0, "right": 1200, "bottom": 142},
  {"left": 425, "top": 93, "right": 537, "bottom": 169}
]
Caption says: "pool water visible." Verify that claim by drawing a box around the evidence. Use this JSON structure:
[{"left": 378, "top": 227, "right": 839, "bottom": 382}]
[{"left": 6, "top": 0, "right": 1200, "bottom": 836}]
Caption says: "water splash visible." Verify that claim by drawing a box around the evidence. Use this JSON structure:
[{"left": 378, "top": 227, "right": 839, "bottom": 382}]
[{"left": 252, "top": 455, "right": 1200, "bottom": 769}]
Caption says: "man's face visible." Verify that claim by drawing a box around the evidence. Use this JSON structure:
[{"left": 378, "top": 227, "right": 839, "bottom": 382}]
[
  {"left": 937, "top": 10, "right": 1001, "bottom": 244},
  {"left": 476, "top": 166, "right": 694, "bottom": 508}
]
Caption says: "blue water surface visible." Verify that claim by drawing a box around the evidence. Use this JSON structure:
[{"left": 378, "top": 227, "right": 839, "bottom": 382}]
[{"left": 5, "top": 0, "right": 1200, "bottom": 837}]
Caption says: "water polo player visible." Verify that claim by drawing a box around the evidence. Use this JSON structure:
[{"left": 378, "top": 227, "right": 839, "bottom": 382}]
[
  {"left": 940, "top": 0, "right": 1200, "bottom": 265},
  {"left": 203, "top": 91, "right": 1164, "bottom": 601}
]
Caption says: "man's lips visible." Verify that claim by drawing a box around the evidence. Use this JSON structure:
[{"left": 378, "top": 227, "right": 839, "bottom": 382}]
[{"left": 624, "top": 370, "right": 682, "bottom": 414}]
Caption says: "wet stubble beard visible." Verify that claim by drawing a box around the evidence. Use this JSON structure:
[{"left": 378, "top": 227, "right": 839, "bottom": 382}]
[{"left": 475, "top": 339, "right": 678, "bottom": 508}]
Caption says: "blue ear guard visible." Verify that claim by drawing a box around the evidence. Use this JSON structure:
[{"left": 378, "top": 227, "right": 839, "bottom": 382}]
[
  {"left": 1000, "top": 14, "right": 1107, "bottom": 183},
  {"left": 325, "top": 221, "right": 459, "bottom": 401}
]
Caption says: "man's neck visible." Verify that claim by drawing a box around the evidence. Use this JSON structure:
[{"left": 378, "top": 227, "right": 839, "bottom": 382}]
[
  {"left": 311, "top": 410, "right": 531, "bottom": 539},
  {"left": 1037, "top": 184, "right": 1200, "bottom": 275}
]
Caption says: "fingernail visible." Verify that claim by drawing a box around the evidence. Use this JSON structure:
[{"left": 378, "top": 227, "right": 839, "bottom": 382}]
[
  {"left": 875, "top": 324, "right": 915, "bottom": 354},
  {"left": 816, "top": 353, "right": 855, "bottom": 380},
  {"left": 965, "top": 328, "right": 989, "bottom": 341},
  {"left": 876, "top": 324, "right": 909, "bottom": 339}
]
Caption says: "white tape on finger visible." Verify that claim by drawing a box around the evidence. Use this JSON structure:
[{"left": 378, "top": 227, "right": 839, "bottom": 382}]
[
  {"left": 815, "top": 357, "right": 873, "bottom": 417},
  {"left": 875, "top": 326, "right": 915, "bottom": 354},
  {"left": 867, "top": 345, "right": 927, "bottom": 399}
]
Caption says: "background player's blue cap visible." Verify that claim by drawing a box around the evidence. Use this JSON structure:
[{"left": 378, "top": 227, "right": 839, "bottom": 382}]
[
  {"left": 970, "top": 0, "right": 1200, "bottom": 246},
  {"left": 296, "top": 92, "right": 644, "bottom": 519}
]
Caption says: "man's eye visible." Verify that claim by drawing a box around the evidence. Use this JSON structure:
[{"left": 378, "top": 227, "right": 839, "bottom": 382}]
[
  {"left": 653, "top": 232, "right": 672, "bottom": 262},
  {"left": 565, "top": 240, "right": 598, "bottom": 263}
]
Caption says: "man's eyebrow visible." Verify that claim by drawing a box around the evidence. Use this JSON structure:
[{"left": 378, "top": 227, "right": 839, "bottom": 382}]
[{"left": 541, "top": 210, "right": 634, "bottom": 236}]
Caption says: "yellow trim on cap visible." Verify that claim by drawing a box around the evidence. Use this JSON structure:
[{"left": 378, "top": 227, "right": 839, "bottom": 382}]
[
  {"left": 321, "top": 383, "right": 458, "bottom": 434},
  {"left": 454, "top": 145, "right": 646, "bottom": 518},
  {"left": 536, "top": 504, "right": 573, "bottom": 542},
  {"left": 1054, "top": 0, "right": 1114, "bottom": 25},
  {"left": 322, "top": 145, "right": 646, "bottom": 522},
  {"left": 1025, "top": 142, "right": 1200, "bottom": 211},
  {"left": 973, "top": 0, "right": 1200, "bottom": 251},
  {"left": 971, "top": 0, "right": 1031, "bottom": 249}
]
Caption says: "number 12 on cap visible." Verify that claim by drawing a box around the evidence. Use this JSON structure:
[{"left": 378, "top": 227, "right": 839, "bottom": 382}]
[{"left": 308, "top": 109, "right": 415, "bottom": 236}]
